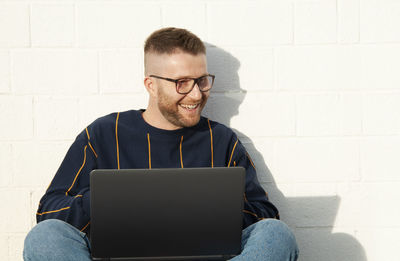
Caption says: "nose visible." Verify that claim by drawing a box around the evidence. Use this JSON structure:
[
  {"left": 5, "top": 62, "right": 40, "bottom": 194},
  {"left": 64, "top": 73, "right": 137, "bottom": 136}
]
[{"left": 186, "top": 83, "right": 202, "bottom": 100}]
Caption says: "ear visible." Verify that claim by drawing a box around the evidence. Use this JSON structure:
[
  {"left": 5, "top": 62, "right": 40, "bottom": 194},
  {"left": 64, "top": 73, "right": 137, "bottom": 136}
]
[{"left": 144, "top": 76, "right": 157, "bottom": 97}]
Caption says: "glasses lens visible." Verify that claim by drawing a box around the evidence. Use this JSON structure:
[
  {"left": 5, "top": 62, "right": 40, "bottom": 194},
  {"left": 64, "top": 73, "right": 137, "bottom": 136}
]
[
  {"left": 176, "top": 75, "right": 214, "bottom": 94},
  {"left": 177, "top": 79, "right": 194, "bottom": 94},
  {"left": 198, "top": 76, "right": 214, "bottom": 91}
]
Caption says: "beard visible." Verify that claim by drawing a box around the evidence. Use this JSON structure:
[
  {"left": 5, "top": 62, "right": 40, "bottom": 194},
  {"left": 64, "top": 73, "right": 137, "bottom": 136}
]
[{"left": 157, "top": 88, "right": 208, "bottom": 128}]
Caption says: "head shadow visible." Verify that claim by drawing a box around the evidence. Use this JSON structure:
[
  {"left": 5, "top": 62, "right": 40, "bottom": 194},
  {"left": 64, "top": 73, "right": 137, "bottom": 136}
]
[{"left": 201, "top": 42, "right": 367, "bottom": 261}]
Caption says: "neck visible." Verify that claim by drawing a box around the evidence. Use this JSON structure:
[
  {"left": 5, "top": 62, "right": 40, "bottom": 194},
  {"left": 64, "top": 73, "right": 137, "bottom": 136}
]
[{"left": 142, "top": 104, "right": 181, "bottom": 131}]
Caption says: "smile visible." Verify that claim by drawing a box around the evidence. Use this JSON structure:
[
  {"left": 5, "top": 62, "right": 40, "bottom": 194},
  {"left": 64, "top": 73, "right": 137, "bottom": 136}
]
[{"left": 179, "top": 104, "right": 200, "bottom": 110}]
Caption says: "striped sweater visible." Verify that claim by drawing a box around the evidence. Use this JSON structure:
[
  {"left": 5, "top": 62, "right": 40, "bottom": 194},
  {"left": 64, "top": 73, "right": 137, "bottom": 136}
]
[{"left": 36, "top": 109, "right": 279, "bottom": 234}]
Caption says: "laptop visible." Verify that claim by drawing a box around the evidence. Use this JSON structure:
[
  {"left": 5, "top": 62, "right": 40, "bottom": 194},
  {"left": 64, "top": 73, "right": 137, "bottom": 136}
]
[{"left": 90, "top": 167, "right": 246, "bottom": 261}]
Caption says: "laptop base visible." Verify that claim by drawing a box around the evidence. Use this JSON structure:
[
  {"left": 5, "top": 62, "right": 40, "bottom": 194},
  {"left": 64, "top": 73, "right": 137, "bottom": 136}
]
[{"left": 93, "top": 254, "right": 237, "bottom": 260}]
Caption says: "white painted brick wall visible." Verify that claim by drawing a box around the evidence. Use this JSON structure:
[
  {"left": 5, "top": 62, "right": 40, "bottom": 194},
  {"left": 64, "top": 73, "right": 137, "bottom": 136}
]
[
  {"left": 12, "top": 49, "right": 98, "bottom": 94},
  {"left": 0, "top": 51, "right": 10, "bottom": 93},
  {"left": 338, "top": 0, "right": 359, "bottom": 43},
  {"left": 208, "top": 2, "right": 293, "bottom": 46},
  {"left": 0, "top": 96, "right": 33, "bottom": 141},
  {"left": 34, "top": 96, "right": 80, "bottom": 140},
  {"left": 273, "top": 138, "right": 360, "bottom": 183},
  {"left": 294, "top": 0, "right": 337, "bottom": 44},
  {"left": 0, "top": 4, "right": 30, "bottom": 48},
  {"left": 31, "top": 4, "right": 75, "bottom": 47},
  {"left": 360, "top": 0, "right": 400, "bottom": 43},
  {"left": 363, "top": 93, "right": 400, "bottom": 135},
  {"left": 12, "top": 141, "right": 71, "bottom": 188},
  {"left": 0, "top": 143, "right": 13, "bottom": 187},
  {"left": 76, "top": 3, "right": 161, "bottom": 48},
  {"left": 99, "top": 49, "right": 144, "bottom": 94},
  {"left": 162, "top": 2, "right": 207, "bottom": 41},
  {"left": 296, "top": 93, "right": 362, "bottom": 136},
  {"left": 1, "top": 1, "right": 399, "bottom": 260},
  {"left": 360, "top": 137, "right": 400, "bottom": 181},
  {"left": 0, "top": 189, "right": 31, "bottom": 234}
]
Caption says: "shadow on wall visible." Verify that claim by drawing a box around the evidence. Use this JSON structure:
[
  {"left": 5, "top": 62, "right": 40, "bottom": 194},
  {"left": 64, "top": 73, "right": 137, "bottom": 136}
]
[{"left": 203, "top": 43, "right": 367, "bottom": 261}]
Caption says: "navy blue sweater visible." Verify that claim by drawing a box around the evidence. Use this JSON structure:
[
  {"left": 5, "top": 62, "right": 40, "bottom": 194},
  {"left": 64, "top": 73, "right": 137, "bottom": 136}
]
[{"left": 36, "top": 110, "right": 279, "bottom": 233}]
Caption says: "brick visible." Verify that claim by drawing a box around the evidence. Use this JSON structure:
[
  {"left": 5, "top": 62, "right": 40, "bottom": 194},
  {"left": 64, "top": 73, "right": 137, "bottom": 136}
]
[
  {"left": 360, "top": 137, "right": 400, "bottom": 181},
  {"left": 261, "top": 183, "right": 291, "bottom": 222},
  {"left": 267, "top": 183, "right": 338, "bottom": 227},
  {"left": 268, "top": 183, "right": 339, "bottom": 228},
  {"left": 340, "top": 94, "right": 363, "bottom": 135},
  {"left": 356, "top": 228, "right": 400, "bottom": 261},
  {"left": 0, "top": 96, "right": 33, "bottom": 140},
  {"left": 338, "top": 0, "right": 359, "bottom": 43},
  {"left": 99, "top": 49, "right": 144, "bottom": 94},
  {"left": 261, "top": 184, "right": 294, "bottom": 225},
  {"left": 274, "top": 138, "right": 360, "bottom": 183},
  {"left": 0, "top": 143, "right": 12, "bottom": 187},
  {"left": 208, "top": 47, "right": 274, "bottom": 92},
  {"left": 207, "top": 2, "right": 292, "bottom": 46},
  {"left": 360, "top": 45, "right": 400, "bottom": 90},
  {"left": 0, "top": 4, "right": 29, "bottom": 47},
  {"left": 360, "top": 0, "right": 400, "bottom": 43},
  {"left": 0, "top": 189, "right": 31, "bottom": 233},
  {"left": 204, "top": 93, "right": 295, "bottom": 137},
  {"left": 294, "top": 0, "right": 337, "bottom": 44},
  {"left": 76, "top": 3, "right": 161, "bottom": 47},
  {"left": 31, "top": 4, "right": 74, "bottom": 47},
  {"left": 0, "top": 51, "right": 10, "bottom": 93},
  {"left": 12, "top": 141, "right": 71, "bottom": 188},
  {"left": 9, "top": 234, "right": 25, "bottom": 261},
  {"left": 295, "top": 227, "right": 366, "bottom": 261},
  {"left": 296, "top": 93, "right": 362, "bottom": 136},
  {"left": 363, "top": 93, "right": 400, "bottom": 135},
  {"left": 276, "top": 45, "right": 361, "bottom": 91},
  {"left": 162, "top": 3, "right": 207, "bottom": 42},
  {"left": 264, "top": 183, "right": 297, "bottom": 199},
  {"left": 206, "top": 47, "right": 242, "bottom": 93},
  {"left": 293, "top": 182, "right": 337, "bottom": 198},
  {"left": 0, "top": 234, "right": 8, "bottom": 260},
  {"left": 336, "top": 182, "right": 400, "bottom": 227},
  {"left": 287, "top": 195, "right": 340, "bottom": 228},
  {"left": 242, "top": 138, "right": 275, "bottom": 183},
  {"left": 30, "top": 188, "right": 46, "bottom": 227},
  {"left": 34, "top": 96, "right": 80, "bottom": 140},
  {"left": 12, "top": 49, "right": 98, "bottom": 94},
  {"left": 78, "top": 94, "right": 149, "bottom": 129}
]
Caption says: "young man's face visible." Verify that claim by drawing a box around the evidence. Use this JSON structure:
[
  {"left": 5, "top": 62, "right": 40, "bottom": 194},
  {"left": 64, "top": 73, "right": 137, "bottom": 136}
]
[{"left": 146, "top": 51, "right": 210, "bottom": 129}]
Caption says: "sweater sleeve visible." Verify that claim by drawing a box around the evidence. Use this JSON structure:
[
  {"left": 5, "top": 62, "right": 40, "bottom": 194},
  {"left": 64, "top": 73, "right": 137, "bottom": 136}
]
[
  {"left": 36, "top": 127, "right": 97, "bottom": 232},
  {"left": 228, "top": 136, "right": 279, "bottom": 229}
]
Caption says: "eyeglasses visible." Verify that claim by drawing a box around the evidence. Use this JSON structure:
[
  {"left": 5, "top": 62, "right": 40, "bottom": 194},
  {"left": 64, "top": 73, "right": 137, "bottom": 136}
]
[{"left": 149, "top": 74, "right": 215, "bottom": 94}]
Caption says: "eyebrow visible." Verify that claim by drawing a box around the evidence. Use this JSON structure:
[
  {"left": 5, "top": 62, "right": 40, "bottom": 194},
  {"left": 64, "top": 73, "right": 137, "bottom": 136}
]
[{"left": 174, "top": 74, "right": 209, "bottom": 79}]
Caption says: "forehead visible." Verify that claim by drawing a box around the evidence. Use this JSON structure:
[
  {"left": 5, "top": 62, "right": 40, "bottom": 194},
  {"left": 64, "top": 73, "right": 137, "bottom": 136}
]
[{"left": 145, "top": 51, "right": 207, "bottom": 78}]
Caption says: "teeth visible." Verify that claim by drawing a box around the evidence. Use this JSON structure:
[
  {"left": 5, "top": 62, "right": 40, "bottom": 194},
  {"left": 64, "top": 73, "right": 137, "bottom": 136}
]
[{"left": 180, "top": 104, "right": 198, "bottom": 109}]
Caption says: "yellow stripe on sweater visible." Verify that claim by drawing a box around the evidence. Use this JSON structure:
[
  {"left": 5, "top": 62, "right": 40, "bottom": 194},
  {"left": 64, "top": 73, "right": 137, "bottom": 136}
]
[
  {"left": 147, "top": 133, "right": 152, "bottom": 169},
  {"left": 227, "top": 140, "right": 238, "bottom": 167},
  {"left": 180, "top": 136, "right": 184, "bottom": 168},
  {"left": 37, "top": 206, "right": 70, "bottom": 216},
  {"left": 65, "top": 145, "right": 87, "bottom": 196},
  {"left": 207, "top": 119, "right": 214, "bottom": 168},
  {"left": 115, "top": 112, "right": 120, "bottom": 169}
]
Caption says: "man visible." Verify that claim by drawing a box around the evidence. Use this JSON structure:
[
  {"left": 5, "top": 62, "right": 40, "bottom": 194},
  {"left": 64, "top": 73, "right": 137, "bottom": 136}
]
[{"left": 23, "top": 27, "right": 298, "bottom": 260}]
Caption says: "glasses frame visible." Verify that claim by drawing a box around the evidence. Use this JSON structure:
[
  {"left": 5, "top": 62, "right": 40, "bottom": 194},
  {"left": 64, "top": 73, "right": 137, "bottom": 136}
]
[{"left": 149, "top": 74, "right": 215, "bottom": 94}]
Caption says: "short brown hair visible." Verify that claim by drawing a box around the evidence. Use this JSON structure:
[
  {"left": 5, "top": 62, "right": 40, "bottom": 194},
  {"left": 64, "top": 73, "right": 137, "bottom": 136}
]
[{"left": 144, "top": 27, "right": 206, "bottom": 55}]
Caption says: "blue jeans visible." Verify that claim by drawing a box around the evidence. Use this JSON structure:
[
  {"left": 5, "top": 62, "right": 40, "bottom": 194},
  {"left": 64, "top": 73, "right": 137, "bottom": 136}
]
[{"left": 23, "top": 219, "right": 298, "bottom": 261}]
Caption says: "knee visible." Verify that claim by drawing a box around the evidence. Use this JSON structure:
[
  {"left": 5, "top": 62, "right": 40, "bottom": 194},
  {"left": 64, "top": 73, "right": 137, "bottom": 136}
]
[
  {"left": 255, "top": 219, "right": 298, "bottom": 251},
  {"left": 241, "top": 219, "right": 299, "bottom": 260},
  {"left": 25, "top": 219, "right": 70, "bottom": 242},
  {"left": 23, "top": 219, "right": 75, "bottom": 260}
]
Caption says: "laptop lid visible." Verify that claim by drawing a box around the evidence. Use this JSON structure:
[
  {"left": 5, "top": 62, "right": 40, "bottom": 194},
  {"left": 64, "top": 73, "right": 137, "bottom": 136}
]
[{"left": 89, "top": 167, "right": 245, "bottom": 261}]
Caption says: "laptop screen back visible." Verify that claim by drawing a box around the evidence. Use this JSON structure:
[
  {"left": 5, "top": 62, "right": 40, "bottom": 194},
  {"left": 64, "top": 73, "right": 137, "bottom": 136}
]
[{"left": 90, "top": 167, "right": 245, "bottom": 260}]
